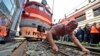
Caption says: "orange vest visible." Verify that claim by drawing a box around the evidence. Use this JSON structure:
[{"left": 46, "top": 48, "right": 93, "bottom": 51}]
[
  {"left": 0, "top": 26, "right": 7, "bottom": 37},
  {"left": 90, "top": 26, "right": 99, "bottom": 33}
]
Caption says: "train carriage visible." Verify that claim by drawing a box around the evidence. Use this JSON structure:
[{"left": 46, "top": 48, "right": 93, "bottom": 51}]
[{"left": 20, "top": 1, "right": 52, "bottom": 40}]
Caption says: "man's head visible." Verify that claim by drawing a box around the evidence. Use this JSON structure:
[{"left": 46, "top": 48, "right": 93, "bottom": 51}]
[{"left": 65, "top": 20, "right": 78, "bottom": 32}]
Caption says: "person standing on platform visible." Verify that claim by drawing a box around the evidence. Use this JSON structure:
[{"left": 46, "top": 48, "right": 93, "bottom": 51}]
[{"left": 90, "top": 23, "right": 100, "bottom": 44}]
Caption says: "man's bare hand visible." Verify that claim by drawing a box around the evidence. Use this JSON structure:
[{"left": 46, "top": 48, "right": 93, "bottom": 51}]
[
  {"left": 82, "top": 48, "right": 90, "bottom": 54},
  {"left": 51, "top": 45, "right": 59, "bottom": 53}
]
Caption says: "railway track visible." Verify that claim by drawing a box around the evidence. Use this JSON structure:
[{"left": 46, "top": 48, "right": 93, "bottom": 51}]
[
  {"left": 0, "top": 36, "right": 97, "bottom": 56},
  {"left": 26, "top": 41, "right": 70, "bottom": 56},
  {"left": 9, "top": 40, "right": 100, "bottom": 56},
  {"left": 0, "top": 39, "right": 24, "bottom": 56},
  {"left": 56, "top": 42, "right": 100, "bottom": 56}
]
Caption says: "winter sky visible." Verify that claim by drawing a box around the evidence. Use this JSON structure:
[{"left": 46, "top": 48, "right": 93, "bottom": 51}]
[{"left": 47, "top": 0, "right": 89, "bottom": 23}]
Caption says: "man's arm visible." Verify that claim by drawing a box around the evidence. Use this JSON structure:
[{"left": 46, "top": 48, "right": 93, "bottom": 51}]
[
  {"left": 47, "top": 31, "right": 56, "bottom": 47},
  {"left": 68, "top": 32, "right": 90, "bottom": 53},
  {"left": 46, "top": 30, "right": 58, "bottom": 52}
]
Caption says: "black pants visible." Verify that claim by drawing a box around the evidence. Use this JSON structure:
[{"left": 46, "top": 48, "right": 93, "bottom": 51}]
[{"left": 91, "top": 33, "right": 100, "bottom": 44}]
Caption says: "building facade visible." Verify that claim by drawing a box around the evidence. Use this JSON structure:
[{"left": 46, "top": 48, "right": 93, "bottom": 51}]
[{"left": 0, "top": 0, "right": 27, "bottom": 39}]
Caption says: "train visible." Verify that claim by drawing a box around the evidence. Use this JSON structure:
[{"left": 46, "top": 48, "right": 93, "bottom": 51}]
[{"left": 20, "top": 0, "right": 52, "bottom": 40}]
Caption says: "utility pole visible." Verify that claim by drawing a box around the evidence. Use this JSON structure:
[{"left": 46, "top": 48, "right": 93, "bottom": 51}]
[
  {"left": 52, "top": 0, "right": 55, "bottom": 24},
  {"left": 52, "top": 0, "right": 55, "bottom": 16}
]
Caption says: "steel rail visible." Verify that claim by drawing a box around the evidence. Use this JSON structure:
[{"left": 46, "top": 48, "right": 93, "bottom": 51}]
[
  {"left": 56, "top": 42, "right": 100, "bottom": 56},
  {"left": 58, "top": 51, "right": 69, "bottom": 56},
  {"left": 11, "top": 40, "right": 27, "bottom": 56}
]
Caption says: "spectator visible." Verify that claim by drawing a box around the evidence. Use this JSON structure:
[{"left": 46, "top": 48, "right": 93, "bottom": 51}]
[
  {"left": 90, "top": 23, "right": 100, "bottom": 44},
  {"left": 83, "top": 24, "right": 91, "bottom": 43},
  {"left": 76, "top": 27, "right": 84, "bottom": 42}
]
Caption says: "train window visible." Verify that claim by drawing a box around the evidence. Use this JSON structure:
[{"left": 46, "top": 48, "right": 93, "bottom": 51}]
[
  {"left": 39, "top": 6, "right": 44, "bottom": 11},
  {"left": 28, "top": 4, "right": 40, "bottom": 9},
  {"left": 31, "top": 4, "right": 37, "bottom": 8},
  {"left": 89, "top": 0, "right": 96, "bottom": 3},
  {"left": 76, "top": 14, "right": 86, "bottom": 22},
  {"left": 37, "top": 25, "right": 45, "bottom": 32},
  {"left": 37, "top": 25, "right": 41, "bottom": 32},
  {"left": 94, "top": 7, "right": 100, "bottom": 16}
]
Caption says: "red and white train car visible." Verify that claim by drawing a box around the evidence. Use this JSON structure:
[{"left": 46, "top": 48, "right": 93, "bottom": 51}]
[{"left": 20, "top": 0, "right": 52, "bottom": 40}]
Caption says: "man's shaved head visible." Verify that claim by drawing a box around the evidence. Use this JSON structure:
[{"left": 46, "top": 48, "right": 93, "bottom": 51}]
[
  {"left": 67, "top": 20, "right": 78, "bottom": 26},
  {"left": 65, "top": 20, "right": 78, "bottom": 32}
]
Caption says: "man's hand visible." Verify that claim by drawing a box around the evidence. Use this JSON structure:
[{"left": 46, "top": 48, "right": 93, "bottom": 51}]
[
  {"left": 82, "top": 48, "right": 90, "bottom": 54},
  {"left": 51, "top": 45, "right": 59, "bottom": 53}
]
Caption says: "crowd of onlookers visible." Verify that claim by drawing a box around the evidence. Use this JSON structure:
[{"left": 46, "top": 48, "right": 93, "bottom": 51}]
[
  {"left": 0, "top": 17, "right": 9, "bottom": 43},
  {"left": 75, "top": 22, "right": 100, "bottom": 44}
]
